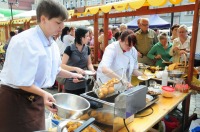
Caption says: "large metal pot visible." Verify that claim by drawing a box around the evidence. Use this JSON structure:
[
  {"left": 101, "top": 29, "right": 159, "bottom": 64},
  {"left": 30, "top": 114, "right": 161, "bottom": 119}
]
[
  {"left": 53, "top": 93, "right": 90, "bottom": 119},
  {"left": 168, "top": 70, "right": 185, "bottom": 78}
]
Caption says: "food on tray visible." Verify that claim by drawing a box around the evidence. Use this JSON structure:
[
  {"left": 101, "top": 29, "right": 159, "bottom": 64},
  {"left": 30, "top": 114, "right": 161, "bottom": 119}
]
[
  {"left": 147, "top": 90, "right": 161, "bottom": 95},
  {"left": 89, "top": 110, "right": 113, "bottom": 125},
  {"left": 79, "top": 113, "right": 90, "bottom": 120},
  {"left": 97, "top": 78, "right": 119, "bottom": 98},
  {"left": 53, "top": 114, "right": 62, "bottom": 120},
  {"left": 148, "top": 66, "right": 162, "bottom": 73},
  {"left": 66, "top": 121, "right": 96, "bottom": 132}
]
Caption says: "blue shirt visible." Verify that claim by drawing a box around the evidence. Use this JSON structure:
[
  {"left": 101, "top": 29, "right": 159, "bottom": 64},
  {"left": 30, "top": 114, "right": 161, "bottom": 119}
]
[{"left": 0, "top": 26, "right": 61, "bottom": 89}]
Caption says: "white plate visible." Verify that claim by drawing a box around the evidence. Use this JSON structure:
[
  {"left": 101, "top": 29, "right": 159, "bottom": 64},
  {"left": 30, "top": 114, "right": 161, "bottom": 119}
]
[
  {"left": 137, "top": 76, "right": 151, "bottom": 81},
  {"left": 146, "top": 94, "right": 154, "bottom": 102},
  {"left": 84, "top": 70, "right": 96, "bottom": 75}
]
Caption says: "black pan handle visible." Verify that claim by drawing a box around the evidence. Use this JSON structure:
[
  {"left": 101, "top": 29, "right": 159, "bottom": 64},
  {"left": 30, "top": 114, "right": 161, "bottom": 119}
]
[{"left": 74, "top": 118, "right": 95, "bottom": 132}]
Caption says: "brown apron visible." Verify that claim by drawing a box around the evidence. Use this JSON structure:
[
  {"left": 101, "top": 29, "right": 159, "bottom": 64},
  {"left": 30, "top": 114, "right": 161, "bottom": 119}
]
[{"left": 0, "top": 85, "right": 45, "bottom": 132}]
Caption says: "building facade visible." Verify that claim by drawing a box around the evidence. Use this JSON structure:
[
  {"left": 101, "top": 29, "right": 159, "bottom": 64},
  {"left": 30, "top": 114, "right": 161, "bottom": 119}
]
[
  {"left": 0, "top": 0, "right": 193, "bottom": 27},
  {"left": 62, "top": 0, "right": 194, "bottom": 28}
]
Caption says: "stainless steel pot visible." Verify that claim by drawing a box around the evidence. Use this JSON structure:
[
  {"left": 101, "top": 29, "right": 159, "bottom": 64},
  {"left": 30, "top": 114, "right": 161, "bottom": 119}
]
[
  {"left": 53, "top": 93, "right": 90, "bottom": 119},
  {"left": 168, "top": 70, "right": 185, "bottom": 78}
]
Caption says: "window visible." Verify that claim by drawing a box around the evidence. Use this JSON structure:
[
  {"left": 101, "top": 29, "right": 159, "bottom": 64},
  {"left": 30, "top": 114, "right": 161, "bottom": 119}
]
[
  {"left": 80, "top": 0, "right": 84, "bottom": 6},
  {"left": 76, "top": 0, "right": 78, "bottom": 7},
  {"left": 87, "top": 1, "right": 91, "bottom": 6},
  {"left": 105, "top": 0, "right": 109, "bottom": 4},
  {"left": 185, "top": 11, "right": 194, "bottom": 15},
  {"left": 65, "top": 2, "right": 68, "bottom": 8},
  {"left": 70, "top": 0, "right": 73, "bottom": 8}
]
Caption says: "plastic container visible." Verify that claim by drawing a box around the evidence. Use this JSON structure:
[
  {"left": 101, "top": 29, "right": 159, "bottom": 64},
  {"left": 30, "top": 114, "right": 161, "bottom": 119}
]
[
  {"left": 175, "top": 84, "right": 189, "bottom": 93},
  {"left": 162, "top": 86, "right": 175, "bottom": 97},
  {"left": 162, "top": 66, "right": 168, "bottom": 86}
]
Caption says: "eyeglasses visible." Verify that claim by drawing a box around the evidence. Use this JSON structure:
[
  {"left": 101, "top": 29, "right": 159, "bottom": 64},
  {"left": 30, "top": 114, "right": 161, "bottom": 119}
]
[
  {"left": 141, "top": 23, "right": 149, "bottom": 27},
  {"left": 179, "top": 31, "right": 187, "bottom": 33}
]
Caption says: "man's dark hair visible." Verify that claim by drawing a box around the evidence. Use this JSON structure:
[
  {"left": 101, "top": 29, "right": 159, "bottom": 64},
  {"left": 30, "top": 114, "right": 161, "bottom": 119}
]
[
  {"left": 153, "top": 28, "right": 159, "bottom": 32},
  {"left": 75, "top": 27, "right": 89, "bottom": 45},
  {"left": 121, "top": 29, "right": 137, "bottom": 47},
  {"left": 61, "top": 26, "right": 70, "bottom": 42},
  {"left": 171, "top": 24, "right": 180, "bottom": 31},
  {"left": 10, "top": 31, "right": 15, "bottom": 37},
  {"left": 114, "top": 32, "right": 120, "bottom": 41},
  {"left": 36, "top": 0, "right": 68, "bottom": 23},
  {"left": 99, "top": 28, "right": 104, "bottom": 34}
]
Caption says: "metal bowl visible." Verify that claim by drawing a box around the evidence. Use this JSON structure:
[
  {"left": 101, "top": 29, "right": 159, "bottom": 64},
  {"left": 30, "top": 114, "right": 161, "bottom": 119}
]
[
  {"left": 53, "top": 93, "right": 90, "bottom": 119},
  {"left": 168, "top": 70, "right": 185, "bottom": 78}
]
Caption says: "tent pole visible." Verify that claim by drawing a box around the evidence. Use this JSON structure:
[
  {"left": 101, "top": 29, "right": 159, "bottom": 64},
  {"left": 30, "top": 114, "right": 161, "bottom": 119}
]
[
  {"left": 170, "top": 4, "right": 174, "bottom": 35},
  {"left": 9, "top": 3, "right": 13, "bottom": 20}
]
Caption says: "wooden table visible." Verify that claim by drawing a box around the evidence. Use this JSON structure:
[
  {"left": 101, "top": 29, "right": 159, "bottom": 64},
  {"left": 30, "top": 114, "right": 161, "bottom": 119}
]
[{"left": 119, "top": 91, "right": 191, "bottom": 132}]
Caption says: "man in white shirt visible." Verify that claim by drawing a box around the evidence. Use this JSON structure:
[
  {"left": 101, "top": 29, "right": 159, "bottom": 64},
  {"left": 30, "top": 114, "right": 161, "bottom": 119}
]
[{"left": 0, "top": 0, "right": 82, "bottom": 131}]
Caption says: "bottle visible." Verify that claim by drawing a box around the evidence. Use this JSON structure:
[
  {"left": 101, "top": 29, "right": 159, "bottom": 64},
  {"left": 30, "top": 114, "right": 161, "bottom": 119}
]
[{"left": 162, "top": 66, "right": 168, "bottom": 86}]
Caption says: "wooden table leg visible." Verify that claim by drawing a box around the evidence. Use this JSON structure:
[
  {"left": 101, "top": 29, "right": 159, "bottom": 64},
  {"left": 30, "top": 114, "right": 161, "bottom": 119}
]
[{"left": 181, "top": 93, "right": 191, "bottom": 131}]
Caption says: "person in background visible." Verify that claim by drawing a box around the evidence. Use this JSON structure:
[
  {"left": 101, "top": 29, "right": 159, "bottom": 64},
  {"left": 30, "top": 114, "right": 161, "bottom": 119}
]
[
  {"left": 170, "top": 24, "right": 180, "bottom": 42},
  {"left": 56, "top": 26, "right": 70, "bottom": 55},
  {"left": 99, "top": 28, "right": 104, "bottom": 36},
  {"left": 153, "top": 28, "right": 160, "bottom": 35},
  {"left": 134, "top": 18, "right": 141, "bottom": 33},
  {"left": 63, "top": 26, "right": 75, "bottom": 46},
  {"left": 97, "top": 29, "right": 143, "bottom": 88},
  {"left": 98, "top": 34, "right": 104, "bottom": 62},
  {"left": 119, "top": 23, "right": 127, "bottom": 34},
  {"left": 114, "top": 32, "right": 121, "bottom": 41},
  {"left": 169, "top": 25, "right": 191, "bottom": 63},
  {"left": 88, "top": 26, "right": 94, "bottom": 46},
  {"left": 0, "top": 0, "right": 82, "bottom": 131},
  {"left": 108, "top": 29, "right": 114, "bottom": 44},
  {"left": 112, "top": 27, "right": 120, "bottom": 41},
  {"left": 147, "top": 32, "right": 172, "bottom": 68},
  {"left": 4, "top": 31, "right": 16, "bottom": 52},
  {"left": 17, "top": 27, "right": 24, "bottom": 33},
  {"left": 61, "top": 27, "right": 95, "bottom": 95},
  {"left": 135, "top": 18, "right": 158, "bottom": 66}
]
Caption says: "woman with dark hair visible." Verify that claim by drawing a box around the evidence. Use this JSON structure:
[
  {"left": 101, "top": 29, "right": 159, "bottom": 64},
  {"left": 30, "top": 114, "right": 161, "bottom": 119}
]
[
  {"left": 61, "top": 27, "right": 95, "bottom": 95},
  {"left": 97, "top": 29, "right": 143, "bottom": 88},
  {"left": 56, "top": 26, "right": 70, "bottom": 55}
]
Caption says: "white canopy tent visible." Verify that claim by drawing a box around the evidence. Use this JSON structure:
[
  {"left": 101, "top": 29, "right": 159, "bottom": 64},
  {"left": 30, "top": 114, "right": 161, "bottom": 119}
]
[
  {"left": 13, "top": 10, "right": 36, "bottom": 19},
  {"left": 64, "top": 20, "right": 90, "bottom": 27}
]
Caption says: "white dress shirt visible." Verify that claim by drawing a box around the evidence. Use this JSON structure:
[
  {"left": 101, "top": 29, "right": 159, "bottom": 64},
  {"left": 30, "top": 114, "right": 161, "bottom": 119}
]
[
  {"left": 97, "top": 41, "right": 138, "bottom": 83},
  {"left": 0, "top": 25, "right": 61, "bottom": 89}
]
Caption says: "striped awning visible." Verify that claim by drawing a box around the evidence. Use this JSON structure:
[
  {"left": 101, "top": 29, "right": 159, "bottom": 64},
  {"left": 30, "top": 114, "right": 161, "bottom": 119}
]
[
  {"left": 69, "top": 0, "right": 195, "bottom": 17},
  {"left": 11, "top": 18, "right": 32, "bottom": 24},
  {"left": 0, "top": 21, "right": 10, "bottom": 26}
]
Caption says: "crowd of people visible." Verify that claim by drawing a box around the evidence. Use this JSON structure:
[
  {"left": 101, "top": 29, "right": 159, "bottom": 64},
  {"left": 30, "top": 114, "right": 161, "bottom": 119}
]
[{"left": 0, "top": 0, "right": 199, "bottom": 131}]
